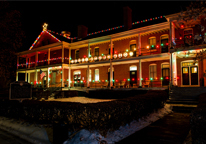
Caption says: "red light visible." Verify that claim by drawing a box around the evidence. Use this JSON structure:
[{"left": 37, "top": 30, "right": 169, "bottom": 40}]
[
  {"left": 181, "top": 25, "right": 184, "bottom": 28},
  {"left": 156, "top": 45, "right": 159, "bottom": 48},
  {"left": 49, "top": 75, "right": 51, "bottom": 77},
  {"left": 123, "top": 78, "right": 126, "bottom": 81},
  {"left": 102, "top": 80, "right": 104, "bottom": 82},
  {"left": 84, "top": 55, "right": 86, "bottom": 58},
  {"left": 115, "top": 51, "right": 117, "bottom": 54},
  {"left": 156, "top": 77, "right": 158, "bottom": 80},
  {"left": 166, "top": 77, "right": 169, "bottom": 80},
  {"left": 83, "top": 80, "right": 86, "bottom": 83},
  {"left": 177, "top": 76, "right": 179, "bottom": 80},
  {"left": 180, "top": 37, "right": 182, "bottom": 40},
  {"left": 116, "top": 80, "right": 118, "bottom": 82},
  {"left": 190, "top": 35, "right": 192, "bottom": 38},
  {"left": 146, "top": 78, "right": 148, "bottom": 80},
  {"left": 138, "top": 78, "right": 139, "bottom": 80},
  {"left": 166, "top": 43, "right": 168, "bottom": 46},
  {"left": 132, "top": 78, "right": 135, "bottom": 81}
]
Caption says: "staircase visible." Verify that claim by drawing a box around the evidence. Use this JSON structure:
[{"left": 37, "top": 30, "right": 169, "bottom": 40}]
[{"left": 166, "top": 87, "right": 206, "bottom": 113}]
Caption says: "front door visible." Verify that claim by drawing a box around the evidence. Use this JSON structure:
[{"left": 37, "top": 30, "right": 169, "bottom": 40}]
[
  {"left": 162, "top": 68, "right": 170, "bottom": 86},
  {"left": 191, "top": 66, "right": 198, "bottom": 85},
  {"left": 130, "top": 71, "right": 137, "bottom": 86},
  {"left": 74, "top": 74, "right": 81, "bottom": 87},
  {"left": 182, "top": 67, "right": 189, "bottom": 85},
  {"left": 108, "top": 72, "right": 114, "bottom": 87}
]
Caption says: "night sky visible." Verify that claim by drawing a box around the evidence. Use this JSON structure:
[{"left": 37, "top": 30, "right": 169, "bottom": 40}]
[{"left": 9, "top": 1, "right": 191, "bottom": 52}]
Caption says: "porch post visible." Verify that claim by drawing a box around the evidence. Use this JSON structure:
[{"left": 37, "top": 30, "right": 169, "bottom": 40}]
[
  {"left": 17, "top": 56, "right": 19, "bottom": 69},
  {"left": 28, "top": 72, "right": 30, "bottom": 83},
  {"left": 25, "top": 71, "right": 27, "bottom": 82},
  {"left": 62, "top": 45, "right": 64, "bottom": 63},
  {"left": 138, "top": 33, "right": 141, "bottom": 56},
  {"left": 172, "top": 53, "right": 177, "bottom": 86},
  {"left": 69, "top": 46, "right": 71, "bottom": 87},
  {"left": 170, "top": 53, "right": 173, "bottom": 87},
  {"left": 48, "top": 49, "right": 50, "bottom": 65},
  {"left": 47, "top": 68, "right": 50, "bottom": 87},
  {"left": 35, "top": 52, "right": 38, "bottom": 67},
  {"left": 35, "top": 69, "right": 37, "bottom": 85},
  {"left": 110, "top": 39, "right": 113, "bottom": 88},
  {"left": 16, "top": 72, "right": 18, "bottom": 81},
  {"left": 28, "top": 57, "right": 31, "bottom": 68},
  {"left": 26, "top": 55, "right": 28, "bottom": 68},
  {"left": 87, "top": 43, "right": 90, "bottom": 88},
  {"left": 61, "top": 67, "right": 64, "bottom": 87},
  {"left": 139, "top": 59, "right": 142, "bottom": 87}
]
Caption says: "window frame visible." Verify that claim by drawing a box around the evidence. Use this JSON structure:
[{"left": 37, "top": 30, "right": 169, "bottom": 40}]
[
  {"left": 149, "top": 37, "right": 156, "bottom": 48},
  {"left": 149, "top": 64, "right": 157, "bottom": 79},
  {"left": 95, "top": 69, "right": 99, "bottom": 81},
  {"left": 75, "top": 49, "right": 79, "bottom": 59},
  {"left": 94, "top": 47, "right": 99, "bottom": 57}
]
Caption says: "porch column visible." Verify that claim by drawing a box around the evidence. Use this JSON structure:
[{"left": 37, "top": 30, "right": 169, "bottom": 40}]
[
  {"left": 110, "top": 39, "right": 113, "bottom": 88},
  {"left": 69, "top": 46, "right": 71, "bottom": 87},
  {"left": 17, "top": 56, "right": 19, "bottom": 69},
  {"left": 62, "top": 45, "right": 64, "bottom": 63},
  {"left": 170, "top": 53, "right": 173, "bottom": 87},
  {"left": 16, "top": 72, "right": 18, "bottom": 81},
  {"left": 87, "top": 43, "right": 90, "bottom": 87},
  {"left": 68, "top": 68, "right": 71, "bottom": 87},
  {"left": 35, "top": 69, "right": 37, "bottom": 85},
  {"left": 28, "top": 72, "right": 30, "bottom": 83},
  {"left": 47, "top": 68, "right": 50, "bottom": 87},
  {"left": 28, "top": 57, "right": 31, "bottom": 68},
  {"left": 35, "top": 52, "right": 38, "bottom": 67},
  {"left": 25, "top": 71, "right": 27, "bottom": 82},
  {"left": 48, "top": 49, "right": 50, "bottom": 65},
  {"left": 61, "top": 67, "right": 64, "bottom": 87},
  {"left": 26, "top": 55, "right": 28, "bottom": 68},
  {"left": 139, "top": 59, "right": 142, "bottom": 87},
  {"left": 138, "top": 33, "right": 141, "bottom": 56},
  {"left": 172, "top": 53, "right": 177, "bottom": 86}
]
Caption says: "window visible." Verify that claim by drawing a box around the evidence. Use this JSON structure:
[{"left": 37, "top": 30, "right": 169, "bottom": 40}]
[
  {"left": 130, "top": 66, "right": 137, "bottom": 71},
  {"left": 95, "top": 69, "right": 99, "bottom": 81},
  {"left": 94, "top": 48, "right": 99, "bottom": 56},
  {"left": 149, "top": 64, "right": 157, "bottom": 79},
  {"left": 75, "top": 50, "right": 79, "bottom": 59},
  {"left": 130, "top": 44, "right": 136, "bottom": 51},
  {"left": 149, "top": 37, "right": 156, "bottom": 48},
  {"left": 184, "top": 29, "right": 193, "bottom": 46}
]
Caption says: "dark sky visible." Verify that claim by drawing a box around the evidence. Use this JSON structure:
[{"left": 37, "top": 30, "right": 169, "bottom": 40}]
[{"left": 9, "top": 1, "right": 191, "bottom": 52}]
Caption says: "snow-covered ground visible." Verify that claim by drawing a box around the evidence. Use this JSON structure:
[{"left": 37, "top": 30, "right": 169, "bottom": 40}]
[
  {"left": 46, "top": 97, "right": 115, "bottom": 103},
  {"left": 63, "top": 104, "right": 172, "bottom": 144}
]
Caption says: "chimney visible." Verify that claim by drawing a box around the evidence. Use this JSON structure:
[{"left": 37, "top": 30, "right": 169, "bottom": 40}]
[
  {"left": 78, "top": 25, "right": 88, "bottom": 39},
  {"left": 123, "top": 6, "right": 132, "bottom": 30}
]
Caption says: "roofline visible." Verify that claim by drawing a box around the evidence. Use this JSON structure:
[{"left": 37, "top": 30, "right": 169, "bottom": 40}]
[{"left": 68, "top": 21, "right": 170, "bottom": 49}]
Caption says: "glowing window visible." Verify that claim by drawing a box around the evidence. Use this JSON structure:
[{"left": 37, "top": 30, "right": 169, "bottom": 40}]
[
  {"left": 130, "top": 66, "right": 137, "bottom": 71},
  {"left": 95, "top": 69, "right": 99, "bottom": 81}
]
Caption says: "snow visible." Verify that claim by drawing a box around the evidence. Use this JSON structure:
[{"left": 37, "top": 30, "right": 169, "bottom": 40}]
[
  {"left": 46, "top": 97, "right": 114, "bottom": 103},
  {"left": 63, "top": 104, "right": 172, "bottom": 144}
]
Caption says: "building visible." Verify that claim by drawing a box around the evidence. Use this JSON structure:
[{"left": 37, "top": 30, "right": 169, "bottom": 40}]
[{"left": 16, "top": 7, "right": 206, "bottom": 89}]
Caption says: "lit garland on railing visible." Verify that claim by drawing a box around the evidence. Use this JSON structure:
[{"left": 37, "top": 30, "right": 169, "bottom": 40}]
[{"left": 47, "top": 30, "right": 78, "bottom": 40}]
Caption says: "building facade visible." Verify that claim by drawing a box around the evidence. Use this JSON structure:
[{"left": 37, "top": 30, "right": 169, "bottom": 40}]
[{"left": 16, "top": 8, "right": 206, "bottom": 88}]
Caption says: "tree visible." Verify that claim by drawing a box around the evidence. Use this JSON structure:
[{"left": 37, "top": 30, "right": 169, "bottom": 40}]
[{"left": 0, "top": 1, "right": 24, "bottom": 89}]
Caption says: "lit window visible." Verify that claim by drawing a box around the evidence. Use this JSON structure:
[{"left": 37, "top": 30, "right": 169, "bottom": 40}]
[
  {"left": 149, "top": 64, "right": 157, "bottom": 79},
  {"left": 94, "top": 48, "right": 99, "bottom": 56},
  {"left": 149, "top": 37, "right": 156, "bottom": 47},
  {"left": 130, "top": 66, "right": 137, "bottom": 71},
  {"left": 89, "top": 69, "right": 91, "bottom": 82},
  {"left": 95, "top": 69, "right": 99, "bottom": 81}
]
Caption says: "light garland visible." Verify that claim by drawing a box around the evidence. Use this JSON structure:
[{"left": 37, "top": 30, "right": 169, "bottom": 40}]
[
  {"left": 29, "top": 30, "right": 61, "bottom": 50},
  {"left": 48, "top": 30, "right": 78, "bottom": 40}
]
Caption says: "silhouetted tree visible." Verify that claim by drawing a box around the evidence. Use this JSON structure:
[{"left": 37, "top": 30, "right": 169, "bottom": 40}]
[{"left": 0, "top": 1, "right": 24, "bottom": 89}]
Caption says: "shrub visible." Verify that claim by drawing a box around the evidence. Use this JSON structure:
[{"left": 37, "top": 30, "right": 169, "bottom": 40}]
[
  {"left": 191, "top": 93, "right": 206, "bottom": 144},
  {"left": 0, "top": 90, "right": 167, "bottom": 136}
]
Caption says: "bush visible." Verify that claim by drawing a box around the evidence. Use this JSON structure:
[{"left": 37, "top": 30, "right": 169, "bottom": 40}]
[
  {"left": 0, "top": 90, "right": 167, "bottom": 136},
  {"left": 191, "top": 93, "right": 206, "bottom": 144}
]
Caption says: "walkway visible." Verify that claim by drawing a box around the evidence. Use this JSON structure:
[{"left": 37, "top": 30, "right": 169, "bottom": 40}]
[{"left": 116, "top": 112, "right": 191, "bottom": 144}]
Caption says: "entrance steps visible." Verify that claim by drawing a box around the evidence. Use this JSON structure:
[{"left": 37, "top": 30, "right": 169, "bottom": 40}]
[{"left": 169, "top": 87, "right": 206, "bottom": 101}]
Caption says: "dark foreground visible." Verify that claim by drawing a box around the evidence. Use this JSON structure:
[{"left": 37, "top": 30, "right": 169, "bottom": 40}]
[
  {"left": 117, "top": 112, "right": 190, "bottom": 144},
  {"left": 0, "top": 128, "right": 31, "bottom": 144}
]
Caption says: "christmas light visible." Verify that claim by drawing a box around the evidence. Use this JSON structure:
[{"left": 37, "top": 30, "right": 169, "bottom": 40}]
[
  {"left": 107, "top": 55, "right": 111, "bottom": 59},
  {"left": 147, "top": 45, "right": 150, "bottom": 49},
  {"left": 126, "top": 49, "right": 129, "bottom": 52},
  {"left": 128, "top": 78, "right": 130, "bottom": 81},
  {"left": 150, "top": 78, "right": 153, "bottom": 80},
  {"left": 94, "top": 56, "right": 98, "bottom": 61},
  {"left": 123, "top": 52, "right": 128, "bottom": 57},
  {"left": 113, "top": 54, "right": 117, "bottom": 59},
  {"left": 118, "top": 53, "right": 122, "bottom": 58},
  {"left": 160, "top": 77, "right": 163, "bottom": 80},
  {"left": 161, "top": 43, "right": 164, "bottom": 46},
  {"left": 99, "top": 56, "right": 102, "bottom": 60},
  {"left": 156, "top": 45, "right": 159, "bottom": 48},
  {"left": 129, "top": 51, "right": 134, "bottom": 56}
]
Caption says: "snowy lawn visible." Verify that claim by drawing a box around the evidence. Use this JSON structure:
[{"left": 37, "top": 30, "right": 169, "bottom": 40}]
[
  {"left": 63, "top": 104, "right": 172, "bottom": 144},
  {"left": 46, "top": 97, "right": 115, "bottom": 103}
]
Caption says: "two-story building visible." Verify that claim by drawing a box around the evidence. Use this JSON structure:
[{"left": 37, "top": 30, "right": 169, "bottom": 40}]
[{"left": 16, "top": 7, "right": 206, "bottom": 89}]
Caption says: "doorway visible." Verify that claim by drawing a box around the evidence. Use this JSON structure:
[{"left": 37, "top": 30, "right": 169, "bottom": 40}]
[
  {"left": 52, "top": 72, "right": 56, "bottom": 84},
  {"left": 182, "top": 62, "right": 198, "bottom": 86},
  {"left": 43, "top": 76, "right": 47, "bottom": 87},
  {"left": 74, "top": 71, "right": 81, "bottom": 87}
]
